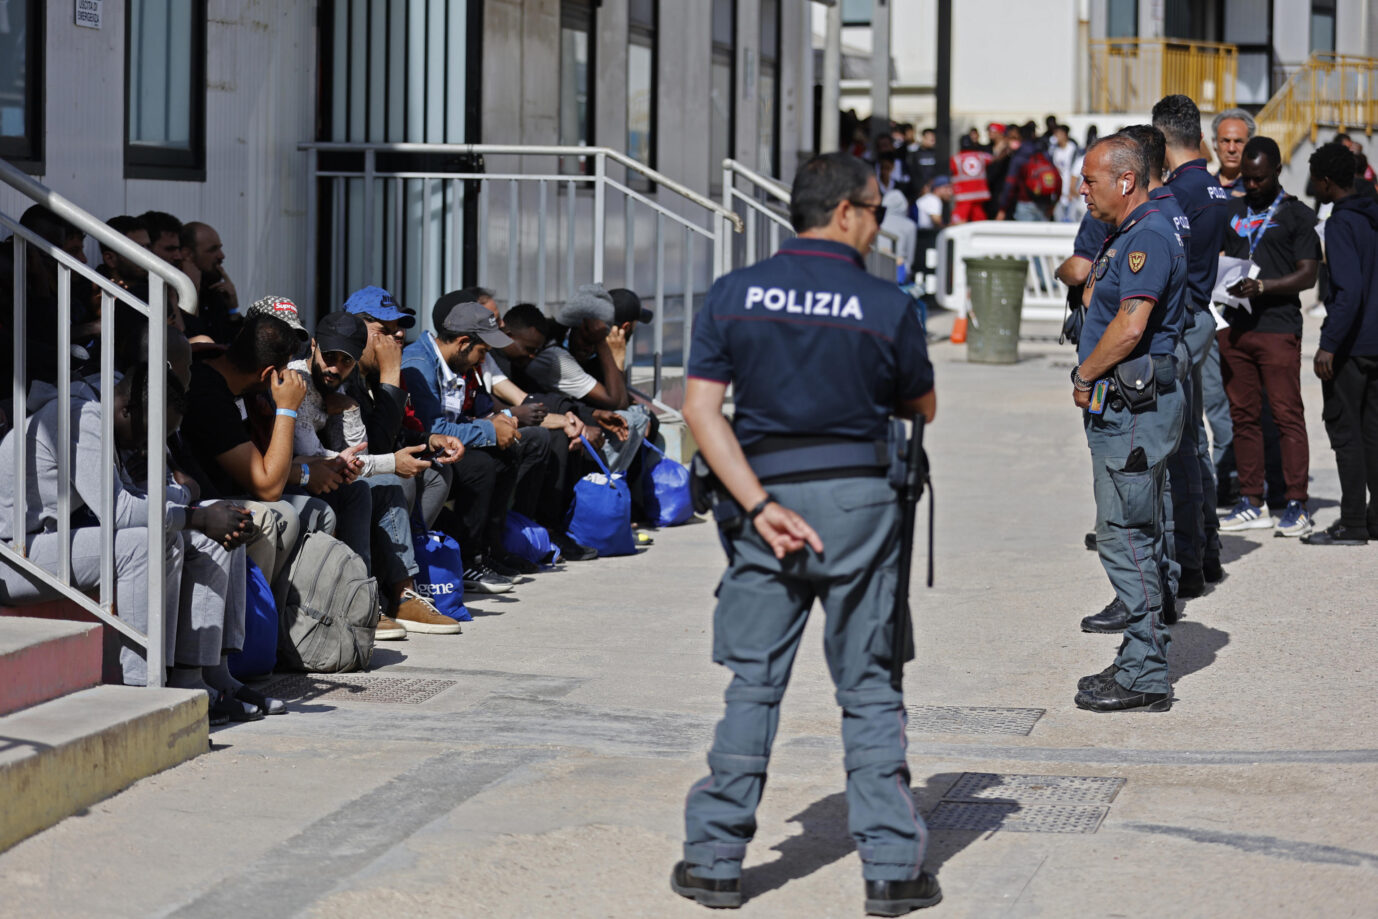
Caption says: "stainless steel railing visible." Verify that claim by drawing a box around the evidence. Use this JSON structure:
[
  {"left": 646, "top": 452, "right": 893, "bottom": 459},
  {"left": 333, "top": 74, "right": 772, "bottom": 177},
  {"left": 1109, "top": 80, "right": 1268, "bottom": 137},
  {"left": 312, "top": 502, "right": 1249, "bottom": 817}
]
[
  {"left": 720, "top": 158, "right": 903, "bottom": 279},
  {"left": 1, "top": 157, "right": 197, "bottom": 688},
  {"left": 300, "top": 142, "right": 744, "bottom": 403}
]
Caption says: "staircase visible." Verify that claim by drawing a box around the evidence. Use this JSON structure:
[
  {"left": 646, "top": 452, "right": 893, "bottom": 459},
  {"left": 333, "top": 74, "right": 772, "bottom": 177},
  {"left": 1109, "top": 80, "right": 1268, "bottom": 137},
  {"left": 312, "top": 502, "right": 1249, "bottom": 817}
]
[
  {"left": 1257, "top": 53, "right": 1378, "bottom": 165},
  {"left": 0, "top": 611, "right": 207, "bottom": 852}
]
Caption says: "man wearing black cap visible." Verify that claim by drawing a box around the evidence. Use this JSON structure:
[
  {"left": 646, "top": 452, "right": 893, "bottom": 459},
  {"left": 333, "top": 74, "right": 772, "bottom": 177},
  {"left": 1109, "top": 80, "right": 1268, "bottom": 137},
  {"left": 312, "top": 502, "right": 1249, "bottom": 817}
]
[{"left": 285, "top": 310, "right": 464, "bottom": 636}]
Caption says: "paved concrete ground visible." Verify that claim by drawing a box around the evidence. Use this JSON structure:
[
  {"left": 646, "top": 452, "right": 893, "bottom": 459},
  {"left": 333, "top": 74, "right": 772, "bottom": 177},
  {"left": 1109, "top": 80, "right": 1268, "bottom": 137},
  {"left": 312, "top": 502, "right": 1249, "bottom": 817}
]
[{"left": 3, "top": 314, "right": 1377, "bottom": 919}]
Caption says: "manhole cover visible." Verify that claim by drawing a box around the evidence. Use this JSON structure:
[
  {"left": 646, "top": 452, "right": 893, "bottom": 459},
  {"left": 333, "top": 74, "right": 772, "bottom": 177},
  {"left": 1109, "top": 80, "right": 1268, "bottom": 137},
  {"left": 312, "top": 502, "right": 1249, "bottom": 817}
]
[
  {"left": 943, "top": 772, "right": 1126, "bottom": 805},
  {"left": 925, "top": 802, "right": 1109, "bottom": 834},
  {"left": 261, "top": 673, "right": 457, "bottom": 704},
  {"left": 907, "top": 705, "right": 1045, "bottom": 736}
]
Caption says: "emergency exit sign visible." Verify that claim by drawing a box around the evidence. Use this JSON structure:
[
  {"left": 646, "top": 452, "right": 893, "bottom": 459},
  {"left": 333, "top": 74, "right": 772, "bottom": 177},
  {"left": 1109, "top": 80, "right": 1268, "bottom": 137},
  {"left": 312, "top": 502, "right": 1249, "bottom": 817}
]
[{"left": 75, "top": 0, "right": 102, "bottom": 29}]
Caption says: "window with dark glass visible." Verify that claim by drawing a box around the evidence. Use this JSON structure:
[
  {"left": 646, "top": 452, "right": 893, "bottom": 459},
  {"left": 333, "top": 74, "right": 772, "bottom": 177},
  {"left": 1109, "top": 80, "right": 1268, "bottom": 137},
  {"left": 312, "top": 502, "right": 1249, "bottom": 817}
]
[
  {"left": 628, "top": 0, "right": 657, "bottom": 173},
  {"left": 125, "top": 0, "right": 206, "bottom": 180},
  {"left": 0, "top": 0, "right": 43, "bottom": 170},
  {"left": 840, "top": 0, "right": 871, "bottom": 27},
  {"left": 1311, "top": 0, "right": 1336, "bottom": 53},
  {"left": 1107, "top": 0, "right": 1138, "bottom": 38},
  {"left": 560, "top": 0, "right": 595, "bottom": 174},
  {"left": 710, "top": 0, "right": 736, "bottom": 192},
  {"left": 758, "top": 0, "right": 779, "bottom": 177}
]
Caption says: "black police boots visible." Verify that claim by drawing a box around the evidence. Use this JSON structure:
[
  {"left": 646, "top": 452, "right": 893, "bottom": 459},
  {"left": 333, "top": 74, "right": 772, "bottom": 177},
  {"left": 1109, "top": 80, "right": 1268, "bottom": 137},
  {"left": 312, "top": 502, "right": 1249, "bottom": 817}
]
[
  {"left": 1080, "top": 597, "right": 1129, "bottom": 632},
  {"left": 1075, "top": 679, "right": 1172, "bottom": 712},
  {"left": 1177, "top": 567, "right": 1205, "bottom": 599},
  {"left": 670, "top": 861, "right": 742, "bottom": 909},
  {"left": 1203, "top": 556, "right": 1224, "bottom": 583},
  {"left": 1078, "top": 663, "right": 1119, "bottom": 692},
  {"left": 1301, "top": 522, "right": 1370, "bottom": 546},
  {"left": 864, "top": 873, "right": 943, "bottom": 916}
]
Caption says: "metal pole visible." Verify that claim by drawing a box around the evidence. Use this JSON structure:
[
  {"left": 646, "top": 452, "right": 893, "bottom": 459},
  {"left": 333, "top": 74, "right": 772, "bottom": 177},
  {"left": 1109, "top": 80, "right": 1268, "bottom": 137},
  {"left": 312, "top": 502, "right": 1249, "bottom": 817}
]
[
  {"left": 821, "top": 1, "right": 842, "bottom": 152},
  {"left": 363, "top": 149, "right": 376, "bottom": 284},
  {"left": 145, "top": 280, "right": 167, "bottom": 688},
  {"left": 624, "top": 194, "right": 635, "bottom": 290},
  {"left": 56, "top": 266, "right": 71, "bottom": 586},
  {"left": 935, "top": 0, "right": 953, "bottom": 165},
  {"left": 682, "top": 229, "right": 694, "bottom": 379},
  {"left": 565, "top": 180, "right": 576, "bottom": 300},
  {"left": 507, "top": 178, "right": 519, "bottom": 303},
  {"left": 421, "top": 178, "right": 433, "bottom": 313},
  {"left": 11, "top": 237, "right": 26, "bottom": 558},
  {"left": 99, "top": 291, "right": 115, "bottom": 611},
  {"left": 654, "top": 213, "right": 665, "bottom": 400},
  {"left": 477, "top": 177, "right": 490, "bottom": 290},
  {"left": 593, "top": 152, "right": 606, "bottom": 283},
  {"left": 537, "top": 180, "right": 548, "bottom": 311}
]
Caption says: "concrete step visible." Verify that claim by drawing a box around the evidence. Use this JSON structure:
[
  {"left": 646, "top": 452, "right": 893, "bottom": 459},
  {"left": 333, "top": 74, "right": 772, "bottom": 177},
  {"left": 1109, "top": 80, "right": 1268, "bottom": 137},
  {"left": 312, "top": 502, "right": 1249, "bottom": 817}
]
[
  {"left": 0, "top": 684, "right": 207, "bottom": 852},
  {"left": 0, "top": 617, "right": 103, "bottom": 717}
]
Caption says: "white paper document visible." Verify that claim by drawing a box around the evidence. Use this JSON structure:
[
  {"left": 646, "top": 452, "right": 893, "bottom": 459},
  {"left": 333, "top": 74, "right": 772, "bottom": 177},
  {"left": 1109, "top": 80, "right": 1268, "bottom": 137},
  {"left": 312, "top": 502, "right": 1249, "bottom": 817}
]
[{"left": 1212, "top": 255, "right": 1260, "bottom": 313}]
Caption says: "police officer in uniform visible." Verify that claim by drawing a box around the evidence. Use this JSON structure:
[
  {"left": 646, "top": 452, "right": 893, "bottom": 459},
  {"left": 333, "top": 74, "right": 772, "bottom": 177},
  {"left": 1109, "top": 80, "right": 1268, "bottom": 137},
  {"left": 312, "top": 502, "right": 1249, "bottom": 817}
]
[
  {"left": 670, "top": 153, "right": 940, "bottom": 915},
  {"left": 1070, "top": 135, "right": 1187, "bottom": 713}
]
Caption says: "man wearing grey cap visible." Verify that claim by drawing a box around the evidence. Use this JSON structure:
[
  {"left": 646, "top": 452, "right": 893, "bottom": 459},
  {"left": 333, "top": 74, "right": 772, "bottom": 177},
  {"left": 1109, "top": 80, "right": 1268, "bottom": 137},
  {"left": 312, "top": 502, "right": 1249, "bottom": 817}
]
[
  {"left": 520, "top": 283, "right": 653, "bottom": 474},
  {"left": 404, "top": 298, "right": 575, "bottom": 588}
]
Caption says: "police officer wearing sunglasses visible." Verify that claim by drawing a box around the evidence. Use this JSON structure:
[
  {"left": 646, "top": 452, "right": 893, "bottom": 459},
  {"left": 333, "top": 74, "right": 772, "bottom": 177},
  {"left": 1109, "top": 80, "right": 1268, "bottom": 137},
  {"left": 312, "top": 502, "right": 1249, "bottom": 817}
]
[
  {"left": 1069, "top": 134, "right": 1188, "bottom": 713},
  {"left": 670, "top": 153, "right": 940, "bottom": 915}
]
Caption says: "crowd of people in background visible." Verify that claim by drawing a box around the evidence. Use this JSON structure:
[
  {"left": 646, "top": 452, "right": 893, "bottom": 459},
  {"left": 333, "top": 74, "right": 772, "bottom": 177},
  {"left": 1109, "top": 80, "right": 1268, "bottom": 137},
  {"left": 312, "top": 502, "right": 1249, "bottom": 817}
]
[{"left": 0, "top": 206, "right": 667, "bottom": 722}]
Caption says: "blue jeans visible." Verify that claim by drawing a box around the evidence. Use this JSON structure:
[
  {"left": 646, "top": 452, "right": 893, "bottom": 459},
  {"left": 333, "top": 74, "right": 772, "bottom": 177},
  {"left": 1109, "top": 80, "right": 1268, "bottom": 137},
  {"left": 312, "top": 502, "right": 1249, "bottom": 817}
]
[
  {"left": 366, "top": 474, "right": 420, "bottom": 588},
  {"left": 1201, "top": 329, "right": 1233, "bottom": 470},
  {"left": 683, "top": 476, "right": 926, "bottom": 883},
  {"left": 1085, "top": 363, "right": 1185, "bottom": 694}
]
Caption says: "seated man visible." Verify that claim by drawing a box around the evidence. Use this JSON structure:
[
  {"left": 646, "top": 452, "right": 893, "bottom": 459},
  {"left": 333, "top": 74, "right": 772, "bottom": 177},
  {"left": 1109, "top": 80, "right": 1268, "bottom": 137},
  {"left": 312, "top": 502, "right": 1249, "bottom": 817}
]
[
  {"left": 178, "top": 305, "right": 337, "bottom": 609},
  {"left": 288, "top": 308, "right": 464, "bottom": 636},
  {"left": 0, "top": 364, "right": 254, "bottom": 713},
  {"left": 512, "top": 284, "right": 653, "bottom": 473},
  {"left": 178, "top": 221, "right": 242, "bottom": 344}
]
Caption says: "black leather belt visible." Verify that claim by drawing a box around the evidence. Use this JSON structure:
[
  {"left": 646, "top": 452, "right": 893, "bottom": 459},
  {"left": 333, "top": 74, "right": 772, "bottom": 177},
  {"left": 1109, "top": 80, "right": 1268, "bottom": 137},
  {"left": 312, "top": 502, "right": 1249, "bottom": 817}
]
[{"left": 744, "top": 438, "right": 889, "bottom": 484}]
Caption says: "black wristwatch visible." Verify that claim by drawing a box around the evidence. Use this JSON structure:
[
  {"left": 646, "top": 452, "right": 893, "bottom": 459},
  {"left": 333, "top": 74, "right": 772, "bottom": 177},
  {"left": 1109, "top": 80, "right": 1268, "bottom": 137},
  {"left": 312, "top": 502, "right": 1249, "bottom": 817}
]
[
  {"left": 747, "top": 495, "right": 775, "bottom": 520},
  {"left": 1070, "top": 366, "right": 1094, "bottom": 391}
]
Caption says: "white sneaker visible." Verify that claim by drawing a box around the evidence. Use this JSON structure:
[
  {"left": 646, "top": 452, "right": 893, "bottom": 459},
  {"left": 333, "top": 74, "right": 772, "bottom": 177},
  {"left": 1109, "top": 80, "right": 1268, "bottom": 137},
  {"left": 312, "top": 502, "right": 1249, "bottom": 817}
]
[{"left": 1218, "top": 498, "right": 1275, "bottom": 532}]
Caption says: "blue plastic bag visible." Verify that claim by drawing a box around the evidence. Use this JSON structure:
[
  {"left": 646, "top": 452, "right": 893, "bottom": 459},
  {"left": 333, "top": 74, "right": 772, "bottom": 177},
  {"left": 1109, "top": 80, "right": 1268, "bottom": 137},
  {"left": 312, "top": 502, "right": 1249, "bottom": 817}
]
[
  {"left": 228, "top": 558, "right": 278, "bottom": 680},
  {"left": 566, "top": 435, "right": 637, "bottom": 556},
  {"left": 642, "top": 441, "right": 693, "bottom": 527},
  {"left": 412, "top": 530, "right": 471, "bottom": 621},
  {"left": 502, "top": 510, "right": 561, "bottom": 565}
]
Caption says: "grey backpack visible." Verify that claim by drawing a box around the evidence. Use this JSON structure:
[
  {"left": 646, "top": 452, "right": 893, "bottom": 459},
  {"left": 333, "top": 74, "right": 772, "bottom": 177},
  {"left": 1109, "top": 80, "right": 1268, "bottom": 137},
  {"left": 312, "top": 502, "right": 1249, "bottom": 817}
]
[{"left": 277, "top": 531, "right": 380, "bottom": 673}]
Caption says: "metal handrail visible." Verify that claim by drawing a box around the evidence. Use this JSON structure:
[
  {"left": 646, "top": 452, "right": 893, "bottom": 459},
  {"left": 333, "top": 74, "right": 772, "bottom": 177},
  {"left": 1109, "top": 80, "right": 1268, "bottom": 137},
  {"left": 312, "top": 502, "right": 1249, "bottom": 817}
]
[
  {"left": 1256, "top": 53, "right": 1378, "bottom": 159},
  {"left": 0, "top": 159, "right": 198, "bottom": 315},
  {"left": 1, "top": 161, "right": 181, "bottom": 687},
  {"left": 1089, "top": 37, "right": 1238, "bottom": 114},
  {"left": 298, "top": 142, "right": 744, "bottom": 233}
]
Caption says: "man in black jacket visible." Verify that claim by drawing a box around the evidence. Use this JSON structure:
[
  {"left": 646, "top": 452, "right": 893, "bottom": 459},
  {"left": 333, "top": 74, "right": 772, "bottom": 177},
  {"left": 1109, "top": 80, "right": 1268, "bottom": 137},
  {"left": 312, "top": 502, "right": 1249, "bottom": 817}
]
[{"left": 1304, "top": 143, "right": 1378, "bottom": 545}]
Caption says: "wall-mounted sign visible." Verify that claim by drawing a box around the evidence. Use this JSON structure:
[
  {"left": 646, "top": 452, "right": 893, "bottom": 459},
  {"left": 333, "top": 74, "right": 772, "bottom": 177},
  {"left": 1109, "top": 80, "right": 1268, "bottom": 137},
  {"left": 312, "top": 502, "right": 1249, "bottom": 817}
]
[{"left": 75, "top": 0, "right": 102, "bottom": 30}]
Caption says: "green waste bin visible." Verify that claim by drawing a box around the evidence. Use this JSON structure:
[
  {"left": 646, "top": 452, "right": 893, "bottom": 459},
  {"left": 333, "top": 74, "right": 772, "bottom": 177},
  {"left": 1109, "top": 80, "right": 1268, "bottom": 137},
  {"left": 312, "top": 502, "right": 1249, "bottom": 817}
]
[{"left": 964, "top": 256, "right": 1029, "bottom": 364}]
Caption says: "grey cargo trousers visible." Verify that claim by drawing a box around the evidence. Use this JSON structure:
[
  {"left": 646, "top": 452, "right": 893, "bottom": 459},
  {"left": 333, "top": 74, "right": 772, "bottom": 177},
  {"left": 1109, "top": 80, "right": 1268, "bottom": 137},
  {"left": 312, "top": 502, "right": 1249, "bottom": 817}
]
[{"left": 682, "top": 475, "right": 927, "bottom": 884}]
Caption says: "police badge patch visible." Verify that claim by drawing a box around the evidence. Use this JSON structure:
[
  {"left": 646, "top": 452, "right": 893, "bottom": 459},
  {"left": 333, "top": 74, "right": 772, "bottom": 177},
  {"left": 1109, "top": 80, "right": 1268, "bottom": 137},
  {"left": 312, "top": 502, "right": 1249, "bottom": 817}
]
[
  {"left": 1094, "top": 258, "right": 1109, "bottom": 280},
  {"left": 1128, "top": 251, "right": 1146, "bottom": 273}
]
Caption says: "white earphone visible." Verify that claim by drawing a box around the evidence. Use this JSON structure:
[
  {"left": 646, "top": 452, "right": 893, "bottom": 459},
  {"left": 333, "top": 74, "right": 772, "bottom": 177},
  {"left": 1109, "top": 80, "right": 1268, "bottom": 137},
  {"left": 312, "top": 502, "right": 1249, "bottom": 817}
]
[{"left": 1121, "top": 179, "right": 1129, "bottom": 196}]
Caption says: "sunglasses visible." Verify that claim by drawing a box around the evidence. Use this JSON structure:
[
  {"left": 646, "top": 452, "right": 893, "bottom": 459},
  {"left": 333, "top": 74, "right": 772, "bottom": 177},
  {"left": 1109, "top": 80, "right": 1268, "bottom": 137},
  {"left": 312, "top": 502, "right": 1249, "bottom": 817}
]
[{"left": 850, "top": 199, "right": 887, "bottom": 223}]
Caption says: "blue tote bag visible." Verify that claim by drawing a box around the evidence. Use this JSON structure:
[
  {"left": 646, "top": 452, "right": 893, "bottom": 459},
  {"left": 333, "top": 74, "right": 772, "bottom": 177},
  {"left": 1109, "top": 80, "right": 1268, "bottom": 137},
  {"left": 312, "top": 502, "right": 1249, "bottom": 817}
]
[
  {"left": 566, "top": 435, "right": 637, "bottom": 556},
  {"left": 228, "top": 558, "right": 278, "bottom": 680},
  {"left": 412, "top": 530, "right": 471, "bottom": 621},
  {"left": 502, "top": 510, "right": 561, "bottom": 565},
  {"left": 641, "top": 441, "right": 693, "bottom": 527}
]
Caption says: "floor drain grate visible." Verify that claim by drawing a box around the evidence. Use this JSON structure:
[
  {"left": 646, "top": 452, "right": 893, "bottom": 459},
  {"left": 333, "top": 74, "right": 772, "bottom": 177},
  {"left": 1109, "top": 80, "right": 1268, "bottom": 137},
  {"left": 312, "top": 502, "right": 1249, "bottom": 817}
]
[
  {"left": 925, "top": 802, "right": 1109, "bottom": 834},
  {"left": 943, "top": 772, "right": 1126, "bottom": 805},
  {"left": 260, "top": 673, "right": 457, "bottom": 704},
  {"left": 907, "top": 705, "right": 1045, "bottom": 736}
]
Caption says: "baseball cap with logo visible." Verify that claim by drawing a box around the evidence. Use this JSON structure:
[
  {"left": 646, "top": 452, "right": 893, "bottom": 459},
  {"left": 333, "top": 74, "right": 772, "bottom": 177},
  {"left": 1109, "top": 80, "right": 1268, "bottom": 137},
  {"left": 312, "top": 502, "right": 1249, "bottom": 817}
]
[
  {"left": 314, "top": 311, "right": 368, "bottom": 362},
  {"left": 440, "top": 301, "right": 514, "bottom": 349},
  {"left": 343, "top": 285, "right": 416, "bottom": 328},
  {"left": 246, "top": 295, "right": 310, "bottom": 341},
  {"left": 609, "top": 288, "right": 654, "bottom": 325}
]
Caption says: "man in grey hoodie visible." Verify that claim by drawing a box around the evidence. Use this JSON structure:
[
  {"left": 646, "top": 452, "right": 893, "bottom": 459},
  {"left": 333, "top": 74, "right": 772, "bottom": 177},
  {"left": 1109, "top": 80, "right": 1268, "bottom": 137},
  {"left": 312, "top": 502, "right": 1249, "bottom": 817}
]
[{"left": 0, "top": 364, "right": 254, "bottom": 694}]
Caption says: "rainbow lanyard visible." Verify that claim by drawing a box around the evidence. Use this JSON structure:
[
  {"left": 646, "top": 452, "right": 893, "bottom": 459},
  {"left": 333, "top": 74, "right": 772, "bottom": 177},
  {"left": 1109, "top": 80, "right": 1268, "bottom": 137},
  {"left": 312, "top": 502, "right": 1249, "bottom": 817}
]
[{"left": 1241, "top": 191, "right": 1285, "bottom": 258}]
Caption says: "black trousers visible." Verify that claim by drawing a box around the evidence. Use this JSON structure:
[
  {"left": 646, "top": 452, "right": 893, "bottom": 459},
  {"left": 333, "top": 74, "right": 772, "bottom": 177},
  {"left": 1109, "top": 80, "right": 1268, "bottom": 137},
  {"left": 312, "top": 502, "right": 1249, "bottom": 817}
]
[
  {"left": 447, "top": 447, "right": 516, "bottom": 557},
  {"left": 512, "top": 426, "right": 570, "bottom": 535},
  {"left": 1322, "top": 353, "right": 1378, "bottom": 530}
]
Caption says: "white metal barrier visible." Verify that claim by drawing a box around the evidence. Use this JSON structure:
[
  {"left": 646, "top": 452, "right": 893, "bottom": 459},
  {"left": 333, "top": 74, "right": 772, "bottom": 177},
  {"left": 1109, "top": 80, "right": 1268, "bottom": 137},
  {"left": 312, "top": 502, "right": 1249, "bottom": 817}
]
[
  {"left": 1, "top": 158, "right": 198, "bottom": 688},
  {"left": 720, "top": 158, "right": 903, "bottom": 280},
  {"left": 935, "top": 221, "right": 1079, "bottom": 322},
  {"left": 300, "top": 142, "right": 744, "bottom": 402}
]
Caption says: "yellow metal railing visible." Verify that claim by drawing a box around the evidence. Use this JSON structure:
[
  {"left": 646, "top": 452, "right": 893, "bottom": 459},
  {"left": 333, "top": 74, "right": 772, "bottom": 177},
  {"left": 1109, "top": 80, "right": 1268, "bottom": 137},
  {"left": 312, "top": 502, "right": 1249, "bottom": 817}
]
[
  {"left": 1090, "top": 38, "right": 1238, "bottom": 114},
  {"left": 1256, "top": 53, "right": 1378, "bottom": 159}
]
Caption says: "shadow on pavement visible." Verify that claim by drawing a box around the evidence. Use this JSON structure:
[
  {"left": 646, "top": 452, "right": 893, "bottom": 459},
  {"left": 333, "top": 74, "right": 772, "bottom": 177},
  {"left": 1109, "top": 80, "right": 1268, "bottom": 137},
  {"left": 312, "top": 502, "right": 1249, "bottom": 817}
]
[
  {"left": 741, "top": 773, "right": 992, "bottom": 901},
  {"left": 1169, "top": 621, "right": 1229, "bottom": 684},
  {"left": 1217, "top": 533, "right": 1261, "bottom": 566}
]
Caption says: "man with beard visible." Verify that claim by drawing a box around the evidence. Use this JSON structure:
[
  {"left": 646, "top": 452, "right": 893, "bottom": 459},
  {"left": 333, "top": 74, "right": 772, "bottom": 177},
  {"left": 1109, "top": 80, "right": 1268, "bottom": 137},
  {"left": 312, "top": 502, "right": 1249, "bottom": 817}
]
[
  {"left": 1216, "top": 137, "right": 1321, "bottom": 538},
  {"left": 287, "top": 310, "right": 463, "bottom": 637}
]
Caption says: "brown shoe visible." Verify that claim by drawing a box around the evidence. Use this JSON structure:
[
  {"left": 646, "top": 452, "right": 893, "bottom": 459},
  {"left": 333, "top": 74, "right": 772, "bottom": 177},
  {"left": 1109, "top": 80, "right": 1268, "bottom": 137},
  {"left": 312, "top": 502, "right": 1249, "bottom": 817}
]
[
  {"left": 375, "top": 614, "right": 408, "bottom": 640},
  {"left": 395, "top": 590, "right": 462, "bottom": 634}
]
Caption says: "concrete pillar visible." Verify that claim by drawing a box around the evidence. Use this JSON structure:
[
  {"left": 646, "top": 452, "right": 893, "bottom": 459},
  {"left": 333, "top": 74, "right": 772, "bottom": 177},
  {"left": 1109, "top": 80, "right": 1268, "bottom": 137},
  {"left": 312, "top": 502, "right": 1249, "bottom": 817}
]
[
  {"left": 821, "top": 1, "right": 842, "bottom": 151},
  {"left": 870, "top": 0, "right": 891, "bottom": 130}
]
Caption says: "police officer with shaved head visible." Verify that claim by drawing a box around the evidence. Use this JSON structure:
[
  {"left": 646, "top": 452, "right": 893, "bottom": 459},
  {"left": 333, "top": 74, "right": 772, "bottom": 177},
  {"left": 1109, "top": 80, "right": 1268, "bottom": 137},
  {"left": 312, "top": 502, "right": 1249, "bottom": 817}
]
[
  {"left": 671, "top": 153, "right": 940, "bottom": 915},
  {"left": 1071, "top": 134, "right": 1188, "bottom": 713}
]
